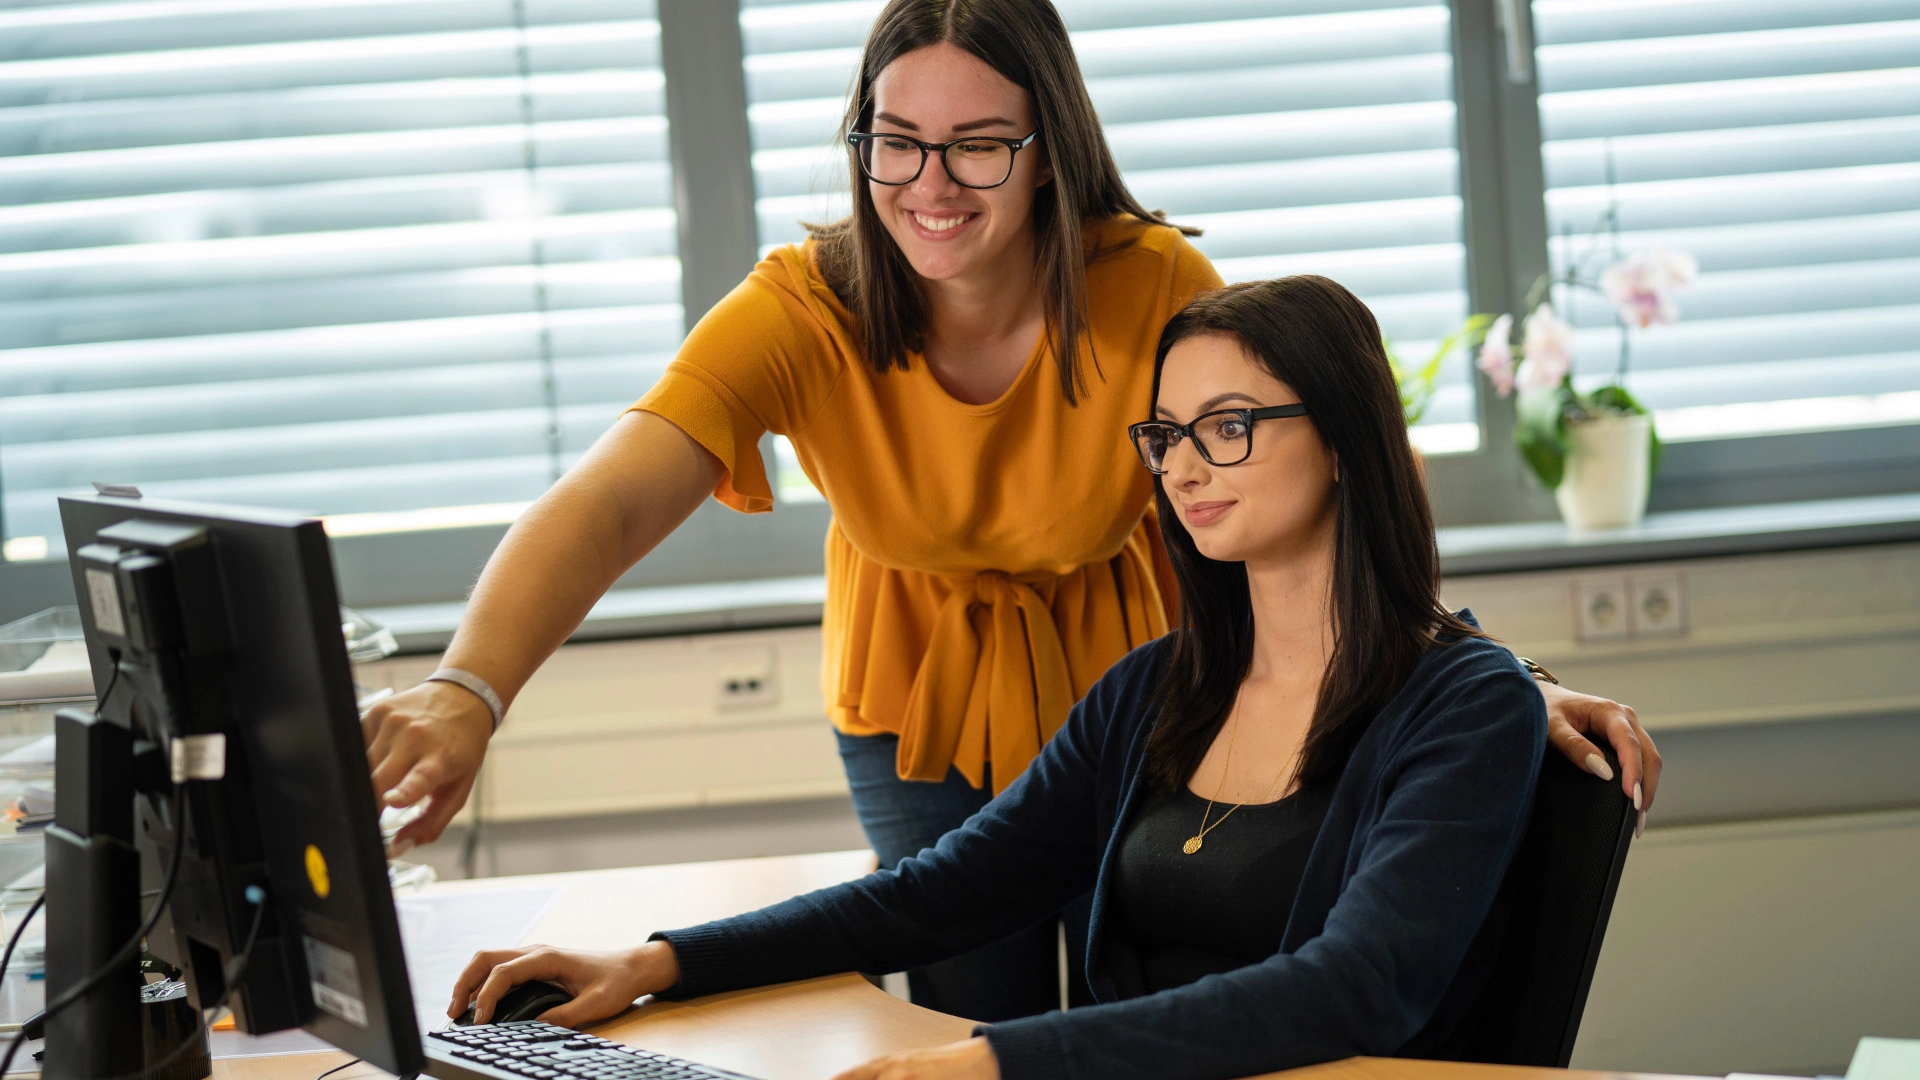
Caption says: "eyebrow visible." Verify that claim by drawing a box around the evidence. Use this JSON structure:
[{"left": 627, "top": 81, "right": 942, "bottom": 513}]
[
  {"left": 1154, "top": 392, "right": 1266, "bottom": 419},
  {"left": 872, "top": 112, "right": 1021, "bottom": 134}
]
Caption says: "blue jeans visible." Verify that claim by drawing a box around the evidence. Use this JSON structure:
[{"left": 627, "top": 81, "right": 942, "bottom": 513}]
[{"left": 835, "top": 730, "right": 1093, "bottom": 1022}]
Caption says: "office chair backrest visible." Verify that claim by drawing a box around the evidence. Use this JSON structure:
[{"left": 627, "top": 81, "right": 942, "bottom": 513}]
[{"left": 1455, "top": 743, "right": 1637, "bottom": 1067}]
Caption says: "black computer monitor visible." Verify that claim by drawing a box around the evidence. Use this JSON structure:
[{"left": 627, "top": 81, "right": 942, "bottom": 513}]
[{"left": 55, "top": 493, "right": 421, "bottom": 1076}]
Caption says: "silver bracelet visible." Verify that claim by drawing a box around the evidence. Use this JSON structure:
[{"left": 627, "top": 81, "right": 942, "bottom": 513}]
[{"left": 424, "top": 667, "right": 506, "bottom": 731}]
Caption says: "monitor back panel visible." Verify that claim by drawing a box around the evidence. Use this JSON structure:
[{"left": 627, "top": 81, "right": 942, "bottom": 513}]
[{"left": 59, "top": 494, "right": 423, "bottom": 1074}]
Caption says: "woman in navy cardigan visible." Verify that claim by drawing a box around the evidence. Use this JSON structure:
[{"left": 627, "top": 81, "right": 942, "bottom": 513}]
[{"left": 452, "top": 276, "right": 1549, "bottom": 1080}]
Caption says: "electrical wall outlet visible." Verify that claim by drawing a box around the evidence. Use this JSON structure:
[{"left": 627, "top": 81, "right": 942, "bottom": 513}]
[
  {"left": 1630, "top": 571, "right": 1688, "bottom": 636},
  {"left": 1570, "top": 571, "right": 1688, "bottom": 643},
  {"left": 1573, "top": 576, "right": 1631, "bottom": 642},
  {"left": 713, "top": 643, "right": 777, "bottom": 709}
]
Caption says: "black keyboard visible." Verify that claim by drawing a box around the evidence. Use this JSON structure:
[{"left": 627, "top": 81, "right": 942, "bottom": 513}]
[{"left": 424, "top": 1021, "right": 761, "bottom": 1080}]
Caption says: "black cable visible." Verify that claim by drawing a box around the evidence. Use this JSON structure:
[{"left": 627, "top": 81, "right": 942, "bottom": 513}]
[
  {"left": 315, "top": 1057, "right": 364, "bottom": 1080},
  {"left": 0, "top": 786, "right": 188, "bottom": 1079},
  {"left": 96, "top": 647, "right": 124, "bottom": 713},
  {"left": 220, "top": 884, "right": 269, "bottom": 996},
  {"left": 0, "top": 893, "right": 44, "bottom": 989},
  {"left": 118, "top": 886, "right": 268, "bottom": 1080}
]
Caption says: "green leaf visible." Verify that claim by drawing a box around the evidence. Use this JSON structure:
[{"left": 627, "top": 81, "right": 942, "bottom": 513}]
[
  {"left": 1388, "top": 314, "right": 1495, "bottom": 426},
  {"left": 1586, "top": 384, "right": 1643, "bottom": 416},
  {"left": 1514, "top": 386, "right": 1570, "bottom": 489}
]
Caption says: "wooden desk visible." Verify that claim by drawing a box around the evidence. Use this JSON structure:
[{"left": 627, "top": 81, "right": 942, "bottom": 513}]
[
  {"left": 1271, "top": 1063, "right": 1694, "bottom": 1080},
  {"left": 199, "top": 852, "right": 1697, "bottom": 1080}
]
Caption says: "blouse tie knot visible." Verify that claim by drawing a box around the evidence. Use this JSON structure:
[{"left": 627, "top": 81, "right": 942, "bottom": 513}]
[{"left": 895, "top": 567, "right": 1074, "bottom": 795}]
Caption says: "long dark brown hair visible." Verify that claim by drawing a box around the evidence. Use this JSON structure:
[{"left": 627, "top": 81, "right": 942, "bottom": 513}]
[
  {"left": 1142, "top": 277, "right": 1483, "bottom": 794},
  {"left": 809, "top": 0, "right": 1196, "bottom": 403}
]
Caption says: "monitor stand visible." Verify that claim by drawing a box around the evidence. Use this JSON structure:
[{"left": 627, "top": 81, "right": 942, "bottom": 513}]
[{"left": 43, "top": 708, "right": 208, "bottom": 1080}]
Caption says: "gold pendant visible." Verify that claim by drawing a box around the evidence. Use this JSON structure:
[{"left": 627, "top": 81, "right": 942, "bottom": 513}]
[{"left": 1182, "top": 836, "right": 1203, "bottom": 855}]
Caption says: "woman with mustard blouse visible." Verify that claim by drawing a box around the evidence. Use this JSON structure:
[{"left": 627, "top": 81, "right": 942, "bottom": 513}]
[{"left": 362, "top": 0, "right": 1662, "bottom": 1023}]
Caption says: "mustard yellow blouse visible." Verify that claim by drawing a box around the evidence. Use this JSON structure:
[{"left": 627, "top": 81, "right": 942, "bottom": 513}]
[{"left": 631, "top": 216, "right": 1223, "bottom": 793}]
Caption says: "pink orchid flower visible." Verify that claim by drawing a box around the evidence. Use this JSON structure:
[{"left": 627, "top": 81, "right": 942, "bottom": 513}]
[
  {"left": 1476, "top": 313, "right": 1515, "bottom": 396},
  {"left": 1601, "top": 246, "right": 1698, "bottom": 329},
  {"left": 1515, "top": 305, "right": 1574, "bottom": 393}
]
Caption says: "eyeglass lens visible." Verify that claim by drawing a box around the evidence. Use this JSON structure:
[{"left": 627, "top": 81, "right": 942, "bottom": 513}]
[
  {"left": 1133, "top": 413, "right": 1254, "bottom": 471},
  {"left": 859, "top": 136, "right": 1017, "bottom": 187}
]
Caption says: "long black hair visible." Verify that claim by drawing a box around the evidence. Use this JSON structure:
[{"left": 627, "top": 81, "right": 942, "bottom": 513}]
[
  {"left": 809, "top": 0, "right": 1196, "bottom": 404},
  {"left": 1142, "top": 276, "right": 1482, "bottom": 794}
]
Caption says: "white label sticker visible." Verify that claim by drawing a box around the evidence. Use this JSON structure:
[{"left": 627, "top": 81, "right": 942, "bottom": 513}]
[
  {"left": 169, "top": 734, "right": 226, "bottom": 782},
  {"left": 303, "top": 936, "right": 369, "bottom": 1029},
  {"left": 86, "top": 568, "right": 125, "bottom": 638}
]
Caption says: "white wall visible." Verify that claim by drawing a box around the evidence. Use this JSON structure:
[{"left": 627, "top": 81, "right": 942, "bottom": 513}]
[{"left": 1572, "top": 809, "right": 1920, "bottom": 1076}]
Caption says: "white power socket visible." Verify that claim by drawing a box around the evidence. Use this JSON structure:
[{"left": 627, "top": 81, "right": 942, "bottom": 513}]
[
  {"left": 713, "top": 643, "right": 778, "bottom": 709},
  {"left": 1573, "top": 577, "right": 1632, "bottom": 642},
  {"left": 1572, "top": 570, "right": 1688, "bottom": 642},
  {"left": 1630, "top": 571, "right": 1688, "bottom": 636}
]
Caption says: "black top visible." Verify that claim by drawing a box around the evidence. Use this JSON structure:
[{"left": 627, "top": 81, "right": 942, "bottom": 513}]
[{"left": 1114, "top": 784, "right": 1333, "bottom": 992}]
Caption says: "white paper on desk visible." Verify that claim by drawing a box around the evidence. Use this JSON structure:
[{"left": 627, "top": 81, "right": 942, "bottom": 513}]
[
  {"left": 396, "top": 886, "right": 563, "bottom": 1034},
  {"left": 1847, "top": 1037, "right": 1920, "bottom": 1080}
]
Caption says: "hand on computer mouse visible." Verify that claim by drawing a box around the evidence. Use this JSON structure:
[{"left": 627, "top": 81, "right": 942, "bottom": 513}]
[
  {"left": 449, "top": 940, "right": 681, "bottom": 1028},
  {"left": 455, "top": 980, "right": 575, "bottom": 1026}
]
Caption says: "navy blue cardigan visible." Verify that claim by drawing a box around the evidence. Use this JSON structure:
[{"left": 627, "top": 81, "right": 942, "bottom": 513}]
[{"left": 656, "top": 620, "right": 1546, "bottom": 1080}]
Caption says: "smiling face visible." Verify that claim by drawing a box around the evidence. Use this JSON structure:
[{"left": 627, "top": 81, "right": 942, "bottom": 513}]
[
  {"left": 865, "top": 41, "right": 1053, "bottom": 285},
  {"left": 1153, "top": 332, "right": 1339, "bottom": 566}
]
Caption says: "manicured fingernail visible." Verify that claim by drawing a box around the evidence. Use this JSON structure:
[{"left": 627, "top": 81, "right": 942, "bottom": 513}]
[
  {"left": 1585, "top": 754, "right": 1614, "bottom": 782},
  {"left": 1635, "top": 810, "right": 1646, "bottom": 839},
  {"left": 1633, "top": 782, "right": 1643, "bottom": 812}
]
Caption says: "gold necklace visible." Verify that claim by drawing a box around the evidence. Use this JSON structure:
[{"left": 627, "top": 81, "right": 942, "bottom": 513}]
[{"left": 1183, "top": 707, "right": 1279, "bottom": 855}]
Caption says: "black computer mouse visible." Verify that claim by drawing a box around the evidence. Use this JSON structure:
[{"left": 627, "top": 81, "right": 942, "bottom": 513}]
[{"left": 455, "top": 979, "right": 575, "bottom": 1026}]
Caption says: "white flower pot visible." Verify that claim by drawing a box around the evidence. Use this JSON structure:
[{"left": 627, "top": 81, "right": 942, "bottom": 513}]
[{"left": 1554, "top": 413, "right": 1652, "bottom": 531}]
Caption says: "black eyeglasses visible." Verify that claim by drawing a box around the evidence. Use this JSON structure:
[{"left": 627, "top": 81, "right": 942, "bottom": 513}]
[
  {"left": 846, "top": 130, "right": 1041, "bottom": 189},
  {"left": 1128, "top": 404, "right": 1310, "bottom": 474}
]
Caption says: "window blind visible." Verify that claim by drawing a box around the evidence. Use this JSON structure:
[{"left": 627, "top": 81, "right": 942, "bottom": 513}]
[
  {"left": 1533, "top": 0, "right": 1920, "bottom": 443},
  {"left": 738, "top": 0, "right": 1477, "bottom": 468},
  {"left": 0, "top": 0, "right": 680, "bottom": 557}
]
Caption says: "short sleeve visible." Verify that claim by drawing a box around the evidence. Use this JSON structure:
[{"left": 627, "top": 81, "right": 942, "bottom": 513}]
[{"left": 628, "top": 247, "right": 846, "bottom": 514}]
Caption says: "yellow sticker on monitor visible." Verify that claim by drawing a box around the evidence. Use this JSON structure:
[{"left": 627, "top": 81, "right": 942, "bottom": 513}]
[{"left": 305, "top": 844, "right": 331, "bottom": 899}]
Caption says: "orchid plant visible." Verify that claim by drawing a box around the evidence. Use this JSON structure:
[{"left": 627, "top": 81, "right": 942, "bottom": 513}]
[{"left": 1474, "top": 233, "right": 1697, "bottom": 490}]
